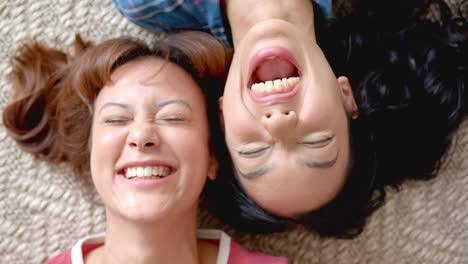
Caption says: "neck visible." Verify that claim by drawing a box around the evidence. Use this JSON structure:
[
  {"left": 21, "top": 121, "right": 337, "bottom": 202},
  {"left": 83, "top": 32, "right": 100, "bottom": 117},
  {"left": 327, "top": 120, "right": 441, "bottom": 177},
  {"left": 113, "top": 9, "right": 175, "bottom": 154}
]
[
  {"left": 95, "top": 207, "right": 202, "bottom": 264},
  {"left": 224, "top": 0, "right": 315, "bottom": 47}
]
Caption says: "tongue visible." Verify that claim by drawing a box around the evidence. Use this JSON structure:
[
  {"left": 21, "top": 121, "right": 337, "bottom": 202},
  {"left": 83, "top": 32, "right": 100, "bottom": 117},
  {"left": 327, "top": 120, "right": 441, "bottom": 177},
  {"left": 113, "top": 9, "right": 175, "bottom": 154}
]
[{"left": 255, "top": 57, "right": 296, "bottom": 83}]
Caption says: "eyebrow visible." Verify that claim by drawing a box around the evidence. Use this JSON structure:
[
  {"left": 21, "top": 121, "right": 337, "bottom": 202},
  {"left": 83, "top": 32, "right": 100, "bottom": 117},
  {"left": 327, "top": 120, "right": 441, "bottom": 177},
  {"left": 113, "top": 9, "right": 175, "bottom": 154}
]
[
  {"left": 98, "top": 102, "right": 132, "bottom": 114},
  {"left": 155, "top": 99, "right": 192, "bottom": 111},
  {"left": 298, "top": 151, "right": 339, "bottom": 169},
  {"left": 236, "top": 165, "right": 273, "bottom": 179},
  {"left": 237, "top": 151, "right": 339, "bottom": 179},
  {"left": 98, "top": 99, "right": 192, "bottom": 114}
]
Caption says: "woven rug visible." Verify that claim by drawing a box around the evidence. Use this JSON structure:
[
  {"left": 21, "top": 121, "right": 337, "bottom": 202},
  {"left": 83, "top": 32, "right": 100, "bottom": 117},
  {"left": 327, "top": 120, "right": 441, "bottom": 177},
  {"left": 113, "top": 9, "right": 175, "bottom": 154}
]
[{"left": 0, "top": 1, "right": 467, "bottom": 263}]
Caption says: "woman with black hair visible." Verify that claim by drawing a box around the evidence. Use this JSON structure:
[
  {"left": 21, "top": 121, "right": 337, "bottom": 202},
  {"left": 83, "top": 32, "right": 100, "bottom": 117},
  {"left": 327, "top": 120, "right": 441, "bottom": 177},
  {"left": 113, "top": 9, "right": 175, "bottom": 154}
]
[{"left": 114, "top": 0, "right": 468, "bottom": 238}]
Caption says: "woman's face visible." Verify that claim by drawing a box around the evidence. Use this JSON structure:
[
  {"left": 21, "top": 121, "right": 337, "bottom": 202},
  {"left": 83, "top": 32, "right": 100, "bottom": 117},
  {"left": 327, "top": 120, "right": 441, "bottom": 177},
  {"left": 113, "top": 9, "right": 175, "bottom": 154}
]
[
  {"left": 90, "top": 58, "right": 215, "bottom": 223},
  {"left": 221, "top": 17, "right": 357, "bottom": 217}
]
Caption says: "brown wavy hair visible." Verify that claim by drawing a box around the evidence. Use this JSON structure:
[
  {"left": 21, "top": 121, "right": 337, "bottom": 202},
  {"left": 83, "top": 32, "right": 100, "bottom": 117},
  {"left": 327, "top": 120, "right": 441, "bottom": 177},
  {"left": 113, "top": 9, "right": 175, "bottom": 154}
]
[{"left": 3, "top": 31, "right": 231, "bottom": 173}]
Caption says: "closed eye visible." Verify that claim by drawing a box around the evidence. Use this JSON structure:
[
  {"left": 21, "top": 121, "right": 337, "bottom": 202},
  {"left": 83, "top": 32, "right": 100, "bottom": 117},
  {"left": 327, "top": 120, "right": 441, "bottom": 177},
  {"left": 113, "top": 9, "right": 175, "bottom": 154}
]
[
  {"left": 238, "top": 147, "right": 269, "bottom": 158},
  {"left": 301, "top": 137, "right": 332, "bottom": 148},
  {"left": 103, "top": 117, "right": 131, "bottom": 124},
  {"left": 157, "top": 115, "right": 189, "bottom": 124},
  {"left": 162, "top": 116, "right": 186, "bottom": 121}
]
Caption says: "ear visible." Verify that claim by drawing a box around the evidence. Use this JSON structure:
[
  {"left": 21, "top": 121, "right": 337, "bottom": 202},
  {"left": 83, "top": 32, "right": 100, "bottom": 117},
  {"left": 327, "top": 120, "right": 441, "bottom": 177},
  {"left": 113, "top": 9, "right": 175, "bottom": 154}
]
[
  {"left": 218, "top": 96, "right": 224, "bottom": 112},
  {"left": 218, "top": 96, "right": 225, "bottom": 129},
  {"left": 207, "top": 153, "right": 219, "bottom": 180},
  {"left": 338, "top": 76, "right": 358, "bottom": 119}
]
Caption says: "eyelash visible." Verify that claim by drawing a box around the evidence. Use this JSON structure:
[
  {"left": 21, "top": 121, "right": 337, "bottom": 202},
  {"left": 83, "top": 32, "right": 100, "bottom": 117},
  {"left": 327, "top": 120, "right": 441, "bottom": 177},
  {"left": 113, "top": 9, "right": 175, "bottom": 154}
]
[
  {"left": 103, "top": 118, "right": 130, "bottom": 124},
  {"left": 159, "top": 116, "right": 187, "bottom": 122},
  {"left": 239, "top": 147, "right": 269, "bottom": 158},
  {"left": 103, "top": 115, "right": 187, "bottom": 123},
  {"left": 302, "top": 138, "right": 332, "bottom": 147}
]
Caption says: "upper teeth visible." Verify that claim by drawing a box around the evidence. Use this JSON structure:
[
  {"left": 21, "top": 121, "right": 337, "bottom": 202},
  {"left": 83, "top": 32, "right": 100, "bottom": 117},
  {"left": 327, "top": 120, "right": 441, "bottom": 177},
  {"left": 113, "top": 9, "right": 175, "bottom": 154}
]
[
  {"left": 251, "top": 77, "right": 300, "bottom": 93},
  {"left": 125, "top": 166, "right": 170, "bottom": 179}
]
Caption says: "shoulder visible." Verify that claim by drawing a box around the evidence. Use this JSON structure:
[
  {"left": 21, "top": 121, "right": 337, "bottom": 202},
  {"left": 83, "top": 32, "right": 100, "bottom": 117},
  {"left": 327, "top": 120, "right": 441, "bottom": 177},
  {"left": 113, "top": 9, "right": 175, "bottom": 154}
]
[
  {"left": 228, "top": 240, "right": 289, "bottom": 264},
  {"left": 44, "top": 249, "right": 72, "bottom": 264},
  {"left": 197, "top": 229, "right": 288, "bottom": 264},
  {"left": 43, "top": 233, "right": 105, "bottom": 264}
]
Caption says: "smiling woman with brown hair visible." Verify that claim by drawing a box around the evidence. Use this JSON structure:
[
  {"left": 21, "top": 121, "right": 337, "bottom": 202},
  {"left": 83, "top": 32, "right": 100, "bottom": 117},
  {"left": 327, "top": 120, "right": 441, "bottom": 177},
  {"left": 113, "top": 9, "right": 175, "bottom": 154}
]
[{"left": 2, "top": 31, "right": 288, "bottom": 264}]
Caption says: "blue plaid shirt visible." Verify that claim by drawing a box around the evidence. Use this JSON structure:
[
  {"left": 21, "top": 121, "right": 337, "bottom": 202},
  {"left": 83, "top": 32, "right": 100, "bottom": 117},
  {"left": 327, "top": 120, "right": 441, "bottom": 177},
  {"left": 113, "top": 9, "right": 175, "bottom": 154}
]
[{"left": 113, "top": 0, "right": 332, "bottom": 47}]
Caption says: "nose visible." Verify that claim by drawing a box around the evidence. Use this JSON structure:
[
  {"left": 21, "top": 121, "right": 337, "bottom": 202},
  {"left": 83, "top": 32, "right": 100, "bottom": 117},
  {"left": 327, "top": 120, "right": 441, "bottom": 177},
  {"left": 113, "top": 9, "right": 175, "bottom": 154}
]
[
  {"left": 261, "top": 109, "right": 298, "bottom": 139},
  {"left": 127, "top": 121, "right": 159, "bottom": 150}
]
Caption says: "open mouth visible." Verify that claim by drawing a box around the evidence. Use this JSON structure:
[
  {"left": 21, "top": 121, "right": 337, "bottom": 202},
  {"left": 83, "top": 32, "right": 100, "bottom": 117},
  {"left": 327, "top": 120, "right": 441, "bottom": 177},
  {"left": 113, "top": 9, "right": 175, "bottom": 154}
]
[
  {"left": 120, "top": 165, "right": 173, "bottom": 180},
  {"left": 249, "top": 49, "right": 301, "bottom": 97}
]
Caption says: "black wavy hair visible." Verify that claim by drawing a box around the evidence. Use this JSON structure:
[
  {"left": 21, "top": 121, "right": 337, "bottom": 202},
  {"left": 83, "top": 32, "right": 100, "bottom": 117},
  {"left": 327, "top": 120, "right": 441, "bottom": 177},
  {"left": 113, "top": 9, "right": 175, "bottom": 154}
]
[{"left": 204, "top": 0, "right": 468, "bottom": 238}]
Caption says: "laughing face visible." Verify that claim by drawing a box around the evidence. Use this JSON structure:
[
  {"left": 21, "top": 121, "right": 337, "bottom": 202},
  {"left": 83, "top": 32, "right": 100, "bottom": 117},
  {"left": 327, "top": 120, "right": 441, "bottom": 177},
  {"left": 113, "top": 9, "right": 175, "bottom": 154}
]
[
  {"left": 221, "top": 17, "right": 358, "bottom": 217},
  {"left": 90, "top": 58, "right": 216, "bottom": 223}
]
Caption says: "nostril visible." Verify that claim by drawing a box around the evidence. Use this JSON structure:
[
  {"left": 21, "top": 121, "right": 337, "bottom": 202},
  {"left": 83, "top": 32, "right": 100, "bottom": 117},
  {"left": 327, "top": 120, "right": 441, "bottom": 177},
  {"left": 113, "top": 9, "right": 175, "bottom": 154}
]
[
  {"left": 283, "top": 111, "right": 290, "bottom": 115},
  {"left": 265, "top": 113, "right": 272, "bottom": 118},
  {"left": 145, "top": 142, "right": 155, "bottom": 147}
]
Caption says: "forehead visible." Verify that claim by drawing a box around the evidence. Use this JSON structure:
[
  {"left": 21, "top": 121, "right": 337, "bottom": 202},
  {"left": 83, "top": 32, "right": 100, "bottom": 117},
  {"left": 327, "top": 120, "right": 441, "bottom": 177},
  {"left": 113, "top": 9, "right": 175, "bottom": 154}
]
[
  {"left": 96, "top": 58, "right": 204, "bottom": 104},
  {"left": 236, "top": 147, "right": 349, "bottom": 216},
  {"left": 110, "top": 58, "right": 189, "bottom": 88}
]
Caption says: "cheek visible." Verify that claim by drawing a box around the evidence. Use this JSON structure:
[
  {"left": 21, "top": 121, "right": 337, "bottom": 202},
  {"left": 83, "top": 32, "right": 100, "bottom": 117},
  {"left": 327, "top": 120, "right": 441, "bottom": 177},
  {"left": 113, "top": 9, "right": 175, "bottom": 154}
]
[
  {"left": 222, "top": 67, "right": 257, "bottom": 140},
  {"left": 225, "top": 118, "right": 257, "bottom": 141},
  {"left": 223, "top": 55, "right": 242, "bottom": 95},
  {"left": 90, "top": 126, "right": 126, "bottom": 177},
  {"left": 223, "top": 102, "right": 264, "bottom": 149},
  {"left": 163, "top": 128, "right": 210, "bottom": 197},
  {"left": 164, "top": 127, "right": 210, "bottom": 165},
  {"left": 300, "top": 101, "right": 336, "bottom": 129}
]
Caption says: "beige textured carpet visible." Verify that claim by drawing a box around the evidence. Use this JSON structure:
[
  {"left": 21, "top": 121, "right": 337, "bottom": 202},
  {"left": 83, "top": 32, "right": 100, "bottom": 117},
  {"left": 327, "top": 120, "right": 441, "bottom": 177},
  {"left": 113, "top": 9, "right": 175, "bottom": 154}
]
[{"left": 0, "top": 1, "right": 467, "bottom": 263}]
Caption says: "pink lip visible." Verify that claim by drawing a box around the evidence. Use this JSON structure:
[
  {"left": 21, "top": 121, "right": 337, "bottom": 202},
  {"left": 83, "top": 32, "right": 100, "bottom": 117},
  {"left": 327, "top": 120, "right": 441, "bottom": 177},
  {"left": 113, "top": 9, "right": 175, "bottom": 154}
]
[
  {"left": 247, "top": 46, "right": 301, "bottom": 104},
  {"left": 119, "top": 174, "right": 173, "bottom": 189}
]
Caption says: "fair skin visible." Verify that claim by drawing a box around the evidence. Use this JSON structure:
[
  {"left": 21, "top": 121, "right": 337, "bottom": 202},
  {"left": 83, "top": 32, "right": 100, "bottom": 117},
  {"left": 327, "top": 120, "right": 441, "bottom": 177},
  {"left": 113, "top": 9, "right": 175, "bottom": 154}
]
[
  {"left": 86, "top": 58, "right": 218, "bottom": 264},
  {"left": 221, "top": 0, "right": 358, "bottom": 217}
]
